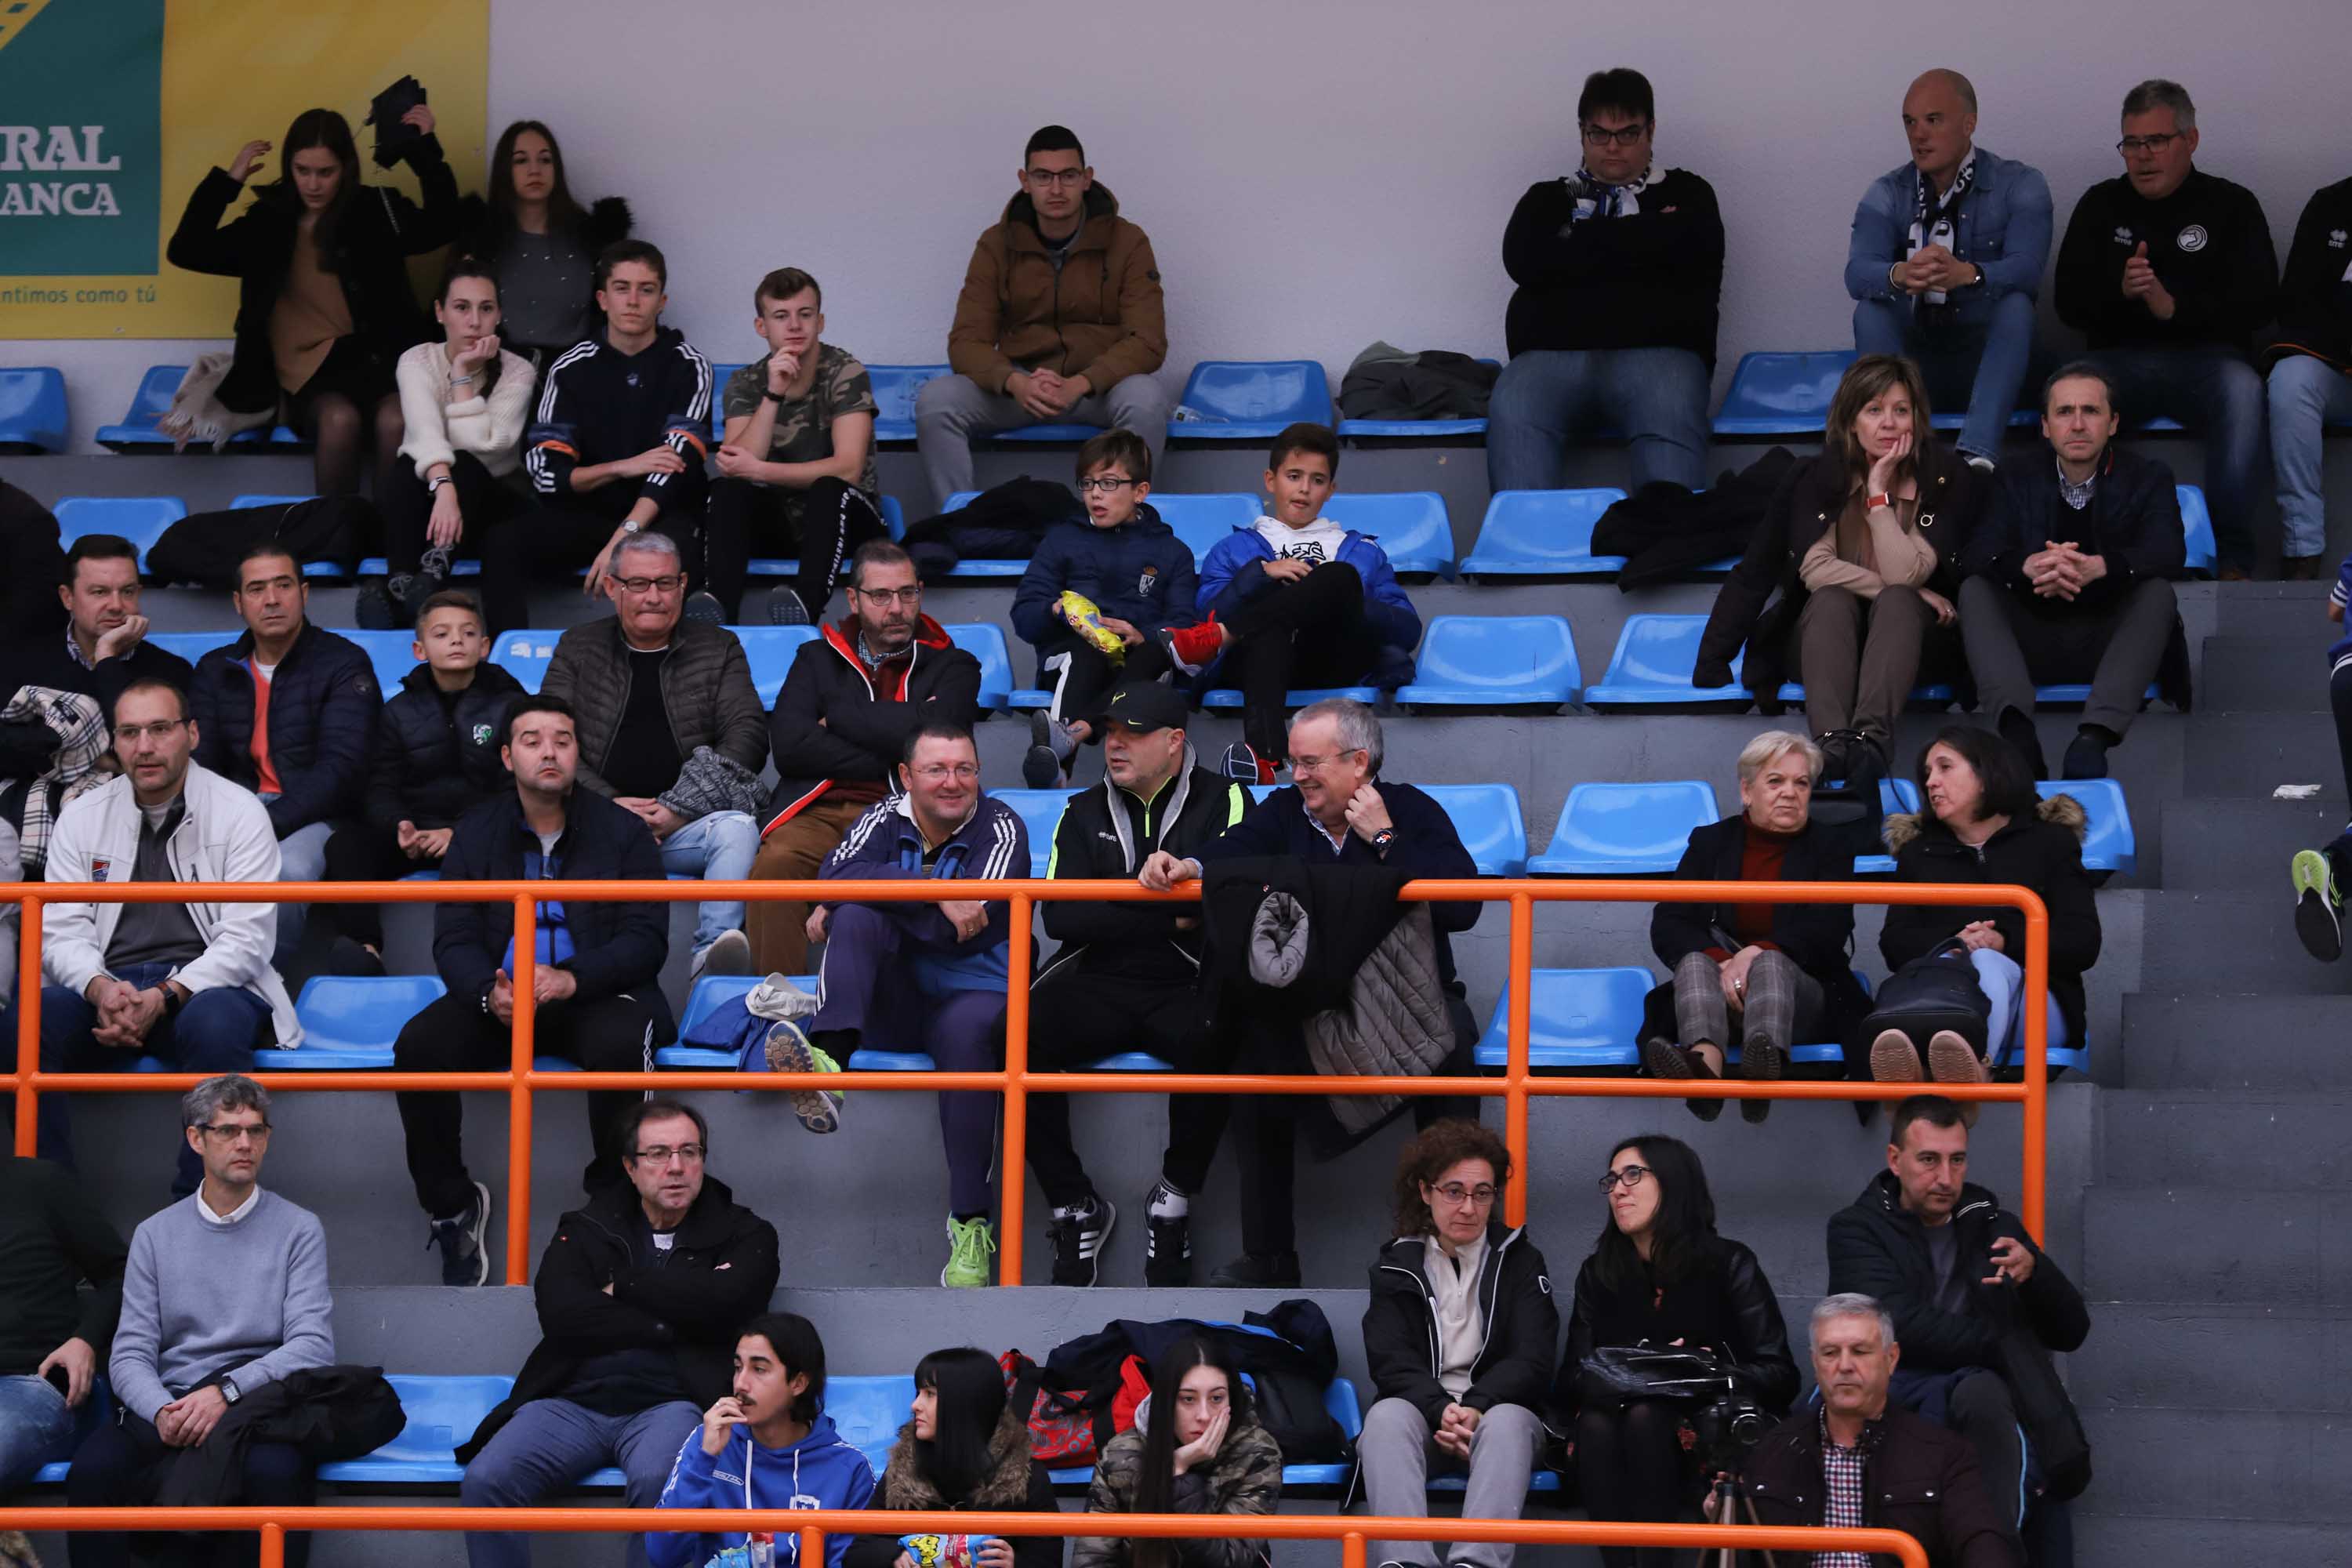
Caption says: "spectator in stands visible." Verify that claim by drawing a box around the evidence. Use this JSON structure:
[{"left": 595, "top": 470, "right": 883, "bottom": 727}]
[
  {"left": 1014, "top": 429, "right": 1199, "bottom": 788},
  {"left": 369, "top": 259, "right": 539, "bottom": 632},
  {"left": 0, "top": 1155, "right": 128, "bottom": 1492},
  {"left": 2054, "top": 79, "right": 2277, "bottom": 578},
  {"left": 807, "top": 723, "right": 1027, "bottom": 1287},
  {"left": 392, "top": 693, "right": 677, "bottom": 1282},
  {"left": 2289, "top": 543, "right": 2352, "bottom": 960},
  {"left": 514, "top": 240, "right": 713, "bottom": 601},
  {"left": 0, "top": 533, "right": 196, "bottom": 789},
  {"left": 1019, "top": 681, "right": 1248, "bottom": 1286},
  {"left": 0, "top": 478, "right": 67, "bottom": 644},
  {"left": 321, "top": 591, "right": 524, "bottom": 970},
  {"left": 189, "top": 541, "right": 381, "bottom": 964},
  {"left": 1877, "top": 728, "right": 2100, "bottom": 1088},
  {"left": 1828, "top": 1097, "right": 2089, "bottom": 1551},
  {"left": 2264, "top": 173, "right": 2352, "bottom": 579},
  {"left": 1644, "top": 731, "right": 1875, "bottom": 1123},
  {"left": 462, "top": 121, "right": 633, "bottom": 368},
  {"left": 460, "top": 1098, "right": 780, "bottom": 1568},
  {"left": 653, "top": 1312, "right": 877, "bottom": 1568},
  {"left": 1696, "top": 354, "right": 1984, "bottom": 786},
  {"left": 542, "top": 531, "right": 766, "bottom": 978},
  {"left": 1959, "top": 364, "right": 2186, "bottom": 782},
  {"left": 167, "top": 107, "right": 463, "bottom": 499},
  {"left": 1166, "top": 424, "right": 1421, "bottom": 784},
  {"left": 1730, "top": 1294, "right": 2017, "bottom": 1568},
  {"left": 844, "top": 1346, "right": 1061, "bottom": 1568},
  {"left": 69, "top": 1075, "right": 333, "bottom": 1568},
  {"left": 749, "top": 540, "right": 982, "bottom": 975},
  {"left": 1142, "top": 699, "right": 1479, "bottom": 1288},
  {"left": 1846, "top": 70, "right": 2052, "bottom": 471},
  {"left": 1360, "top": 1120, "right": 1555, "bottom": 1568},
  {"left": 1489, "top": 67, "right": 1723, "bottom": 495},
  {"left": 1563, "top": 1135, "right": 1797, "bottom": 1568},
  {"left": 918, "top": 125, "right": 1171, "bottom": 506},
  {"left": 1073, "top": 1336, "right": 1282, "bottom": 1568},
  {"left": 706, "top": 267, "right": 887, "bottom": 625},
  {"left": 25, "top": 679, "right": 296, "bottom": 1197}
]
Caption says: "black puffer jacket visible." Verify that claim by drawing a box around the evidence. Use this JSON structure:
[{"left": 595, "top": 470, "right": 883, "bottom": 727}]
[
  {"left": 364, "top": 662, "right": 526, "bottom": 834},
  {"left": 190, "top": 621, "right": 381, "bottom": 835},
  {"left": 1741, "top": 1405, "right": 2019, "bottom": 1568},
  {"left": 1040, "top": 755, "right": 1250, "bottom": 988},
  {"left": 1364, "top": 1221, "right": 1559, "bottom": 1428},
  {"left": 1695, "top": 443, "right": 1984, "bottom": 702},
  {"left": 1552, "top": 1232, "right": 1798, "bottom": 1420},
  {"left": 1878, "top": 793, "right": 2100, "bottom": 1047}
]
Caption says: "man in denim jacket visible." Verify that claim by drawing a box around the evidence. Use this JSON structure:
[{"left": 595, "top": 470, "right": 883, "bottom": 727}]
[{"left": 1846, "top": 70, "right": 2053, "bottom": 470}]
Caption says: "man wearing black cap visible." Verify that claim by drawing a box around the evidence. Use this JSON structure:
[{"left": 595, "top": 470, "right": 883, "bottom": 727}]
[{"left": 1007, "top": 681, "right": 1248, "bottom": 1287}]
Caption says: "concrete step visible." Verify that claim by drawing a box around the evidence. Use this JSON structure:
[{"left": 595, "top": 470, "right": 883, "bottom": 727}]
[
  {"left": 2099, "top": 1091, "right": 2352, "bottom": 1189},
  {"left": 2073, "top": 1516, "right": 2350, "bottom": 1568},
  {"left": 2074, "top": 1406, "right": 2352, "bottom": 1523},
  {"left": 2159, "top": 797, "right": 2344, "bottom": 890},
  {"left": 2198, "top": 633, "right": 2339, "bottom": 711},
  {"left": 2080, "top": 1185, "right": 2349, "bottom": 1307},
  {"left": 2178, "top": 713, "right": 2344, "bottom": 796},
  {"left": 2066, "top": 1301, "right": 2352, "bottom": 1414},
  {"left": 2139, "top": 891, "right": 2352, "bottom": 992},
  {"left": 2206, "top": 582, "right": 2332, "bottom": 633},
  {"left": 2120, "top": 993, "right": 2352, "bottom": 1090}
]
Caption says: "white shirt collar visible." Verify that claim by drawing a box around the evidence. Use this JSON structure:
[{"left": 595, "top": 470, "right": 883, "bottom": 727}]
[{"left": 194, "top": 1185, "right": 263, "bottom": 1227}]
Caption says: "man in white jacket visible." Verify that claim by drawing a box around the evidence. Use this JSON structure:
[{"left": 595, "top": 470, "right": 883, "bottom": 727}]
[{"left": 16, "top": 678, "right": 299, "bottom": 1196}]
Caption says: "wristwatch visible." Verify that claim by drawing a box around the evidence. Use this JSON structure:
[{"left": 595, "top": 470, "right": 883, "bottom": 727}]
[
  {"left": 1867, "top": 492, "right": 1894, "bottom": 512},
  {"left": 220, "top": 1377, "right": 241, "bottom": 1406},
  {"left": 159, "top": 982, "right": 184, "bottom": 1019},
  {"left": 1371, "top": 828, "right": 1397, "bottom": 855},
  {"left": 621, "top": 520, "right": 643, "bottom": 535},
  {"left": 426, "top": 474, "right": 451, "bottom": 495}
]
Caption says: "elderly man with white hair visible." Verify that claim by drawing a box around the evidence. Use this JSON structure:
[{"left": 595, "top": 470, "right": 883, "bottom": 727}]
[{"left": 1642, "top": 730, "right": 1878, "bottom": 1123}]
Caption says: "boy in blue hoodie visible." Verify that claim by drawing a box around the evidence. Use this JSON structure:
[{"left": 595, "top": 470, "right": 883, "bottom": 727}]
[
  {"left": 651, "top": 1312, "right": 876, "bottom": 1568},
  {"left": 1167, "top": 421, "right": 1420, "bottom": 783},
  {"left": 2289, "top": 550, "right": 2352, "bottom": 960},
  {"left": 1011, "top": 429, "right": 1199, "bottom": 787}
]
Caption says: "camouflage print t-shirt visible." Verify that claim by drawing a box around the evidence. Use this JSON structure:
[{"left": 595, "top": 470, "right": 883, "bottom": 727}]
[{"left": 720, "top": 342, "right": 880, "bottom": 503}]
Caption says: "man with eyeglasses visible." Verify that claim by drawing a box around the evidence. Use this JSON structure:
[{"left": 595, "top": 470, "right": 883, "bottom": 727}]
[
  {"left": 806, "top": 721, "right": 1027, "bottom": 1287},
  {"left": 2055, "top": 78, "right": 2278, "bottom": 578},
  {"left": 456, "top": 1097, "right": 779, "bottom": 1568},
  {"left": 68, "top": 1075, "right": 333, "bottom": 1568},
  {"left": 1490, "top": 67, "right": 1723, "bottom": 495},
  {"left": 1846, "top": 70, "right": 2052, "bottom": 473},
  {"left": 749, "top": 539, "right": 981, "bottom": 975},
  {"left": 392, "top": 694, "right": 678, "bottom": 1286},
  {"left": 542, "top": 530, "right": 768, "bottom": 978},
  {"left": 16, "top": 679, "right": 299, "bottom": 1198},
  {"left": 916, "top": 124, "right": 1171, "bottom": 507}
]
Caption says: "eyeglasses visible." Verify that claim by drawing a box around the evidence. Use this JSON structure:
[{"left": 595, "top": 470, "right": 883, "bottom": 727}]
[
  {"left": 1287, "top": 750, "right": 1365, "bottom": 775},
  {"left": 1076, "top": 477, "right": 1136, "bottom": 495},
  {"left": 2117, "top": 133, "right": 2180, "bottom": 155},
  {"left": 854, "top": 585, "right": 923, "bottom": 605},
  {"left": 199, "top": 1122, "right": 272, "bottom": 1143},
  {"left": 911, "top": 763, "right": 980, "bottom": 782},
  {"left": 1428, "top": 1181, "right": 1497, "bottom": 1207},
  {"left": 1581, "top": 122, "right": 1650, "bottom": 148},
  {"left": 1025, "top": 168, "right": 1087, "bottom": 188},
  {"left": 1597, "top": 1164, "right": 1653, "bottom": 1192},
  {"left": 631, "top": 1143, "right": 705, "bottom": 1166},
  {"left": 613, "top": 575, "right": 684, "bottom": 595},
  {"left": 117, "top": 720, "right": 188, "bottom": 743}
]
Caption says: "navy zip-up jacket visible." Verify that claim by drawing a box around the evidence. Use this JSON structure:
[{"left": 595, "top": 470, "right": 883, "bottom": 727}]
[
  {"left": 1011, "top": 502, "right": 1200, "bottom": 652},
  {"left": 190, "top": 621, "right": 379, "bottom": 836}
]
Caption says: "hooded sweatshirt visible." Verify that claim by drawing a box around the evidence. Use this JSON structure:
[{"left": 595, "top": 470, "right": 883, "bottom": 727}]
[{"left": 650, "top": 1412, "right": 877, "bottom": 1568}]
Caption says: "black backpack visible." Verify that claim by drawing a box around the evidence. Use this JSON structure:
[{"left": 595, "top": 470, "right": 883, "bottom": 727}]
[{"left": 147, "top": 496, "right": 376, "bottom": 588}]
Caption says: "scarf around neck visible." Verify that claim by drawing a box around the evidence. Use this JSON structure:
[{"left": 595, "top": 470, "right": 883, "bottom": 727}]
[
  {"left": 1908, "top": 149, "right": 1977, "bottom": 309},
  {"left": 1568, "top": 165, "right": 1654, "bottom": 223}
]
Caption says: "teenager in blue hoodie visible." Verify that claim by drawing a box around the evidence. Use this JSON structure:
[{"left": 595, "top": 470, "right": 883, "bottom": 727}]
[
  {"left": 1011, "top": 429, "right": 1199, "bottom": 787},
  {"left": 1166, "top": 422, "right": 1420, "bottom": 783},
  {"left": 2288, "top": 549, "right": 2352, "bottom": 960},
  {"left": 652, "top": 1313, "right": 877, "bottom": 1568}
]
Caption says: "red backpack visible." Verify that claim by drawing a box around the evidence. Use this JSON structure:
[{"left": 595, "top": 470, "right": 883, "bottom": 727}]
[{"left": 998, "top": 1351, "right": 1116, "bottom": 1466}]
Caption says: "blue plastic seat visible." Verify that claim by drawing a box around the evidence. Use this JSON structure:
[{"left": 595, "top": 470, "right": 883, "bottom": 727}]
[
  {"left": 1530, "top": 781, "right": 1719, "bottom": 875},
  {"left": 731, "top": 625, "right": 822, "bottom": 707},
  {"left": 1458, "top": 489, "right": 1642, "bottom": 578},
  {"left": 316, "top": 1374, "right": 514, "bottom": 1485},
  {"left": 53, "top": 496, "right": 186, "bottom": 572},
  {"left": 328, "top": 629, "right": 429, "bottom": 694},
  {"left": 490, "top": 631, "right": 563, "bottom": 694},
  {"left": 1397, "top": 615, "right": 1580, "bottom": 710},
  {"left": 256, "top": 975, "right": 448, "bottom": 1069},
  {"left": 0, "top": 366, "right": 68, "bottom": 452},
  {"left": 2040, "top": 779, "right": 2136, "bottom": 877},
  {"left": 95, "top": 364, "right": 299, "bottom": 449},
  {"left": 1200, "top": 683, "right": 1380, "bottom": 710},
  {"left": 1336, "top": 359, "right": 1501, "bottom": 441},
  {"left": 1320, "top": 492, "right": 1453, "bottom": 577},
  {"left": 1472, "top": 967, "right": 1657, "bottom": 1070},
  {"left": 945, "top": 622, "right": 1014, "bottom": 710},
  {"left": 827, "top": 1374, "right": 918, "bottom": 1475},
  {"left": 2176, "top": 484, "right": 2216, "bottom": 577},
  {"left": 32, "top": 1461, "right": 70, "bottom": 1484},
  {"left": 932, "top": 490, "right": 1047, "bottom": 579},
  {"left": 655, "top": 975, "right": 821, "bottom": 1069},
  {"left": 1152, "top": 492, "right": 1266, "bottom": 567},
  {"left": 1711, "top": 351, "right": 1857, "bottom": 437},
  {"left": 996, "top": 420, "right": 1104, "bottom": 445},
  {"left": 708, "top": 365, "right": 749, "bottom": 441},
  {"left": 1168, "top": 361, "right": 1332, "bottom": 440},
  {"left": 869, "top": 365, "right": 949, "bottom": 442},
  {"left": 1417, "top": 784, "right": 1529, "bottom": 877},
  {"left": 1854, "top": 779, "right": 1924, "bottom": 875},
  {"left": 995, "top": 788, "right": 1076, "bottom": 877},
  {"left": 848, "top": 1049, "right": 939, "bottom": 1072},
  {"left": 1581, "top": 615, "right": 1751, "bottom": 709},
  {"left": 145, "top": 631, "right": 230, "bottom": 666}
]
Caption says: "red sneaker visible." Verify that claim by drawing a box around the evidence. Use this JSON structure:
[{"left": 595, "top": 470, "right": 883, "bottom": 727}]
[{"left": 1159, "top": 617, "right": 1225, "bottom": 676}]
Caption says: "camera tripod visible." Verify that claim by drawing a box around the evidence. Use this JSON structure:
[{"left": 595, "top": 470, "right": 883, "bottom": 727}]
[{"left": 1701, "top": 1473, "right": 1780, "bottom": 1568}]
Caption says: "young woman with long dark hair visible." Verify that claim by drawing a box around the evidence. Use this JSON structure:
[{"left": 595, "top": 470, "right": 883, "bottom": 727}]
[
  {"left": 463, "top": 120, "right": 632, "bottom": 364},
  {"left": 847, "top": 1348, "right": 1060, "bottom": 1568},
  {"left": 1073, "top": 1338, "right": 1280, "bottom": 1568}
]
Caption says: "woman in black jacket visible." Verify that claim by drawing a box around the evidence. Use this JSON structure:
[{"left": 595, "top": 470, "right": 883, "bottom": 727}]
[
  {"left": 167, "top": 106, "right": 466, "bottom": 499},
  {"left": 462, "top": 120, "right": 633, "bottom": 365},
  {"left": 846, "top": 1347, "right": 1061, "bottom": 1568},
  {"left": 1360, "top": 1120, "right": 1557, "bottom": 1568},
  {"left": 1693, "top": 354, "right": 1984, "bottom": 784},
  {"left": 1876, "top": 724, "right": 2100, "bottom": 1087},
  {"left": 1642, "top": 729, "right": 1877, "bottom": 1123},
  {"left": 1557, "top": 1135, "right": 1797, "bottom": 1568}
]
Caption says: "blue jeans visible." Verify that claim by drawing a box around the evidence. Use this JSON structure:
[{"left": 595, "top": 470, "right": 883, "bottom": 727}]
[
  {"left": 25, "top": 960, "right": 270, "bottom": 1196},
  {"left": 2267, "top": 354, "right": 2352, "bottom": 560},
  {"left": 1972, "top": 949, "right": 2070, "bottom": 1068},
  {"left": 1486, "top": 346, "right": 1711, "bottom": 492},
  {"left": 658, "top": 809, "right": 759, "bottom": 956},
  {"left": 0, "top": 1373, "right": 76, "bottom": 1490},
  {"left": 258, "top": 804, "right": 335, "bottom": 965},
  {"left": 1854, "top": 292, "right": 2038, "bottom": 461},
  {"left": 2092, "top": 347, "right": 2267, "bottom": 572},
  {"left": 459, "top": 1396, "right": 702, "bottom": 1568}
]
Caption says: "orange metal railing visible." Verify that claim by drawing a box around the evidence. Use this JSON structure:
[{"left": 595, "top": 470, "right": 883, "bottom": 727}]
[
  {"left": 0, "top": 1504, "right": 1932, "bottom": 1568},
  {"left": 5, "top": 876, "right": 2049, "bottom": 1283}
]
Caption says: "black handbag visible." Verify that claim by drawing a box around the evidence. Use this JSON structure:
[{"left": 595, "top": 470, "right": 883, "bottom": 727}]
[
  {"left": 1577, "top": 1343, "right": 1738, "bottom": 1408},
  {"left": 1995, "top": 1328, "right": 2093, "bottom": 1500},
  {"left": 1860, "top": 944, "right": 1991, "bottom": 1069}
]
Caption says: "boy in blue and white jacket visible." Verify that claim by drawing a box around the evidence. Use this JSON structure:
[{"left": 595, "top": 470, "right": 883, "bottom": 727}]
[
  {"left": 1164, "top": 422, "right": 1419, "bottom": 783},
  {"left": 2288, "top": 552, "right": 2352, "bottom": 961}
]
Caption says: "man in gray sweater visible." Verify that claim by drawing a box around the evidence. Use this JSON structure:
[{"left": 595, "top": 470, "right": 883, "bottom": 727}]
[{"left": 66, "top": 1075, "right": 333, "bottom": 1568}]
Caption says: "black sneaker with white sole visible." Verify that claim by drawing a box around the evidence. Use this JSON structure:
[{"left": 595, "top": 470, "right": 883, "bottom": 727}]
[
  {"left": 1045, "top": 1196, "right": 1115, "bottom": 1286},
  {"left": 1023, "top": 710, "right": 1069, "bottom": 789},
  {"left": 427, "top": 1180, "right": 492, "bottom": 1287},
  {"left": 1144, "top": 1210, "right": 1192, "bottom": 1287}
]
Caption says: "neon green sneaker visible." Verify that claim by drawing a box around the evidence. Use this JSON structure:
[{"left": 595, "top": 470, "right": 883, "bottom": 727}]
[
  {"left": 2292, "top": 848, "right": 2343, "bottom": 962},
  {"left": 942, "top": 1214, "right": 997, "bottom": 1287}
]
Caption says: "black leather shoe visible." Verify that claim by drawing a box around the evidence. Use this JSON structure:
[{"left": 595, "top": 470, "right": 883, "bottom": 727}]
[{"left": 1208, "top": 1250, "right": 1301, "bottom": 1288}]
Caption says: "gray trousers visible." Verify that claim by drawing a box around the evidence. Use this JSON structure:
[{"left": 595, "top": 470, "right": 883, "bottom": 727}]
[
  {"left": 1359, "top": 1396, "right": 1544, "bottom": 1568},
  {"left": 1672, "top": 949, "right": 1824, "bottom": 1058},
  {"left": 1795, "top": 583, "right": 1932, "bottom": 745},
  {"left": 1958, "top": 574, "right": 2176, "bottom": 740},
  {"left": 914, "top": 371, "right": 1173, "bottom": 505}
]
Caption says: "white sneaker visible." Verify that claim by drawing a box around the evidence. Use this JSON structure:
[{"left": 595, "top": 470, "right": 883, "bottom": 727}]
[{"left": 691, "top": 929, "right": 753, "bottom": 979}]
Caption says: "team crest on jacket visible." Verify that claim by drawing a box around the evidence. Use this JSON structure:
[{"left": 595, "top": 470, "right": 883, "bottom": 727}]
[
  {"left": 89, "top": 858, "right": 111, "bottom": 880},
  {"left": 2111, "top": 226, "right": 2134, "bottom": 245},
  {"left": 2176, "top": 224, "right": 2209, "bottom": 253},
  {"left": 2330, "top": 229, "right": 2347, "bottom": 249},
  {"left": 472, "top": 724, "right": 495, "bottom": 746},
  {"left": 1138, "top": 564, "right": 1159, "bottom": 595}
]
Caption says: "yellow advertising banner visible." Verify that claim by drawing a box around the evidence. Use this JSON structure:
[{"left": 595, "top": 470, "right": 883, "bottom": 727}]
[{"left": 0, "top": 0, "right": 488, "bottom": 339}]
